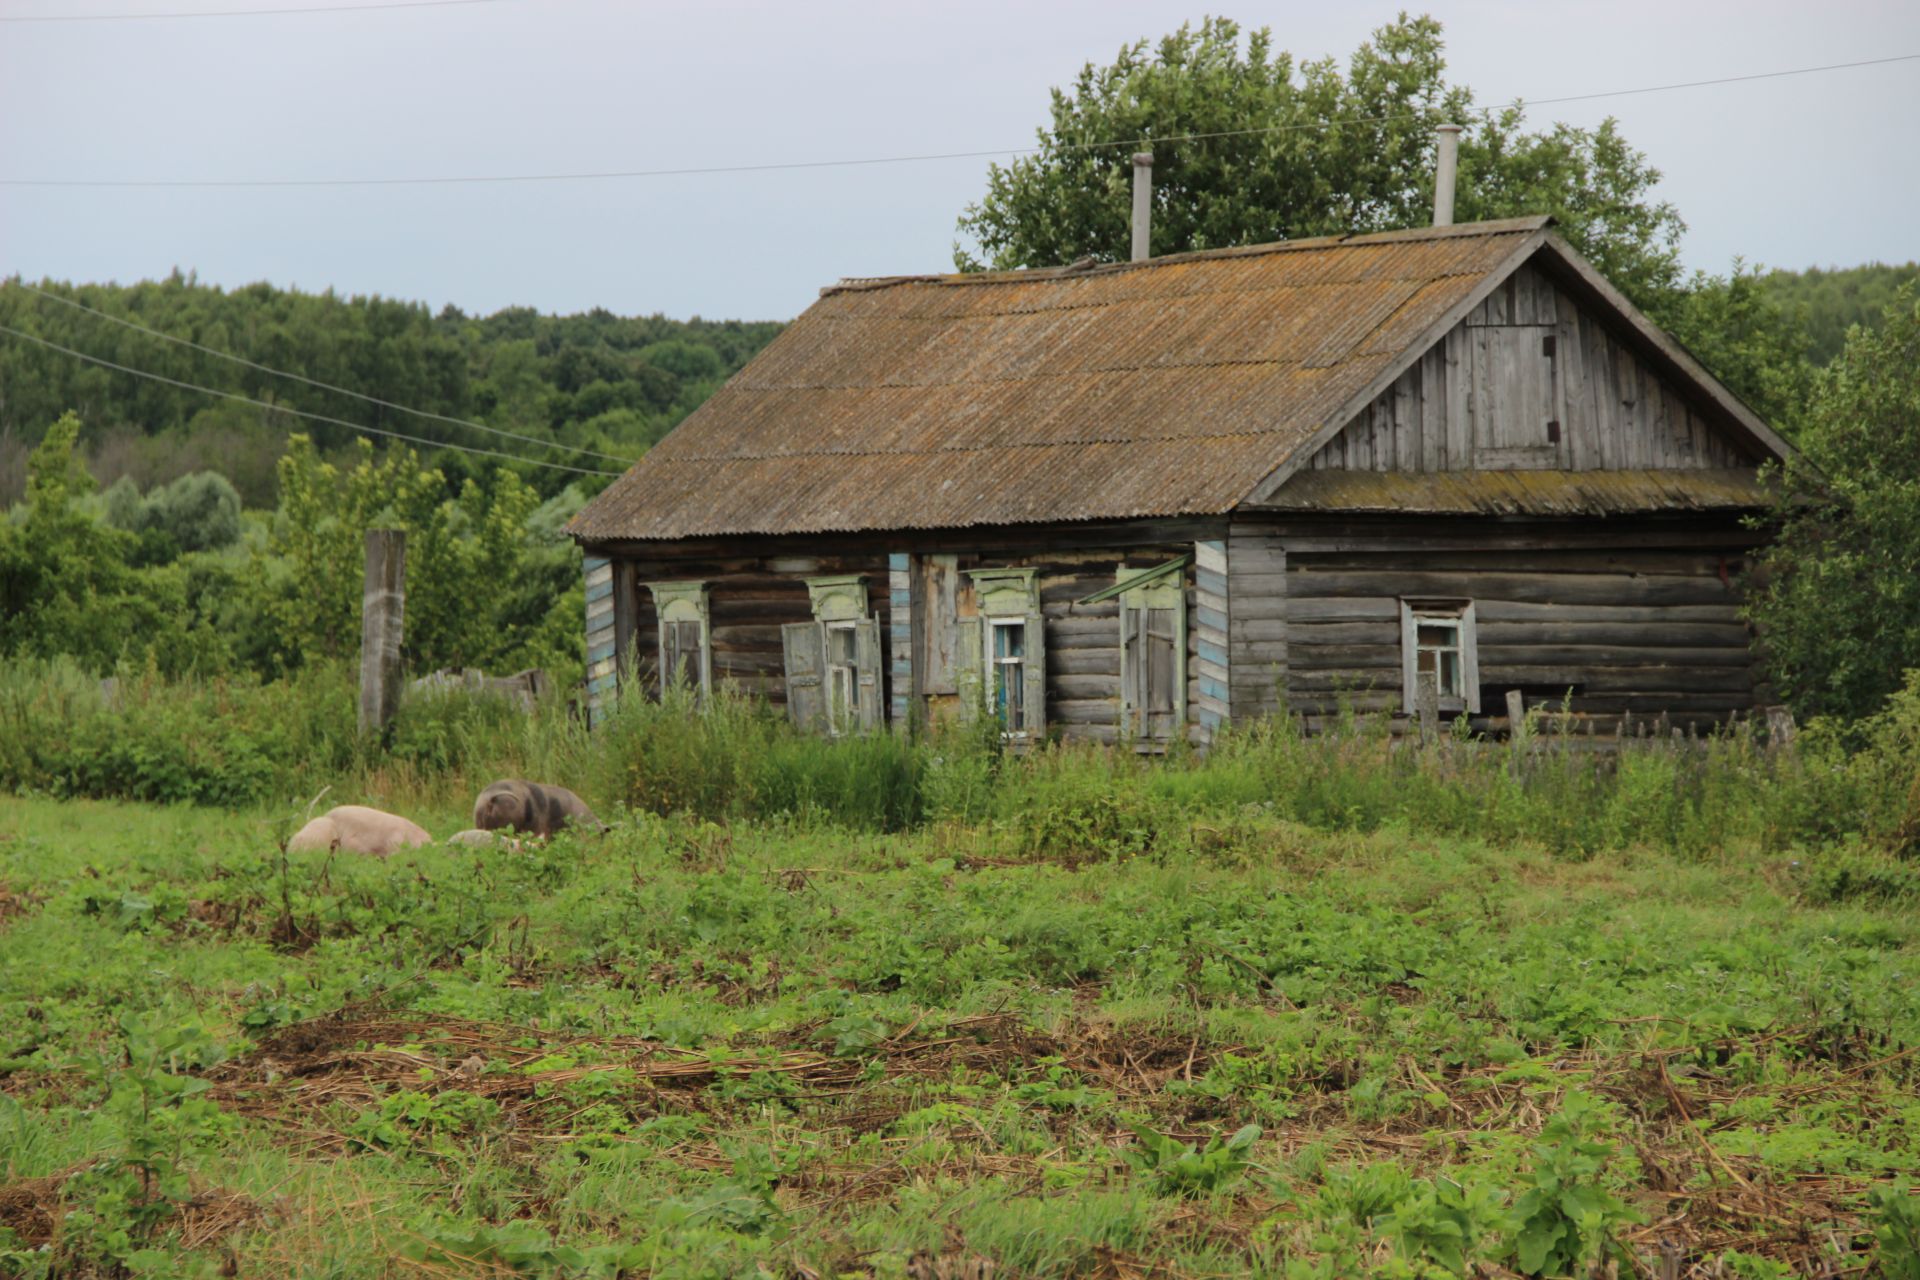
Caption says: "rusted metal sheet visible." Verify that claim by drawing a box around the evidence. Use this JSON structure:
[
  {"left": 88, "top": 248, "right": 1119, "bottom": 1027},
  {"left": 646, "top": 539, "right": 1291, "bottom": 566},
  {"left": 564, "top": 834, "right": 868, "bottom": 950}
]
[
  {"left": 569, "top": 220, "right": 1552, "bottom": 542},
  {"left": 1257, "top": 468, "right": 1771, "bottom": 516}
]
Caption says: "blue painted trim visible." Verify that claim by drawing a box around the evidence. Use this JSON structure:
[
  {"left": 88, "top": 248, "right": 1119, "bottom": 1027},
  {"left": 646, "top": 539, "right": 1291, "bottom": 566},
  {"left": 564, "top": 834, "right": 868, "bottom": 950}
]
[
  {"left": 583, "top": 555, "right": 608, "bottom": 572},
  {"left": 889, "top": 552, "right": 910, "bottom": 570},
  {"left": 1197, "top": 707, "right": 1225, "bottom": 728},
  {"left": 1196, "top": 638, "right": 1228, "bottom": 667},
  {"left": 1198, "top": 674, "right": 1229, "bottom": 702},
  {"left": 587, "top": 674, "right": 617, "bottom": 693},
  {"left": 587, "top": 641, "right": 615, "bottom": 663},
  {"left": 586, "top": 580, "right": 613, "bottom": 604},
  {"left": 1194, "top": 604, "right": 1228, "bottom": 633},
  {"left": 1195, "top": 567, "right": 1227, "bottom": 595}
]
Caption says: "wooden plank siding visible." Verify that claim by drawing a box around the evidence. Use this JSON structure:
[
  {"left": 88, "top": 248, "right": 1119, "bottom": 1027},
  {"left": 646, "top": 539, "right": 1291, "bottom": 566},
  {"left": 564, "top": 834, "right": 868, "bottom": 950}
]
[
  {"left": 1305, "top": 264, "right": 1754, "bottom": 475},
  {"left": 1226, "top": 525, "right": 1288, "bottom": 721},
  {"left": 1273, "top": 515, "right": 1764, "bottom": 733},
  {"left": 1191, "top": 540, "right": 1229, "bottom": 746},
  {"left": 583, "top": 556, "right": 617, "bottom": 727}
]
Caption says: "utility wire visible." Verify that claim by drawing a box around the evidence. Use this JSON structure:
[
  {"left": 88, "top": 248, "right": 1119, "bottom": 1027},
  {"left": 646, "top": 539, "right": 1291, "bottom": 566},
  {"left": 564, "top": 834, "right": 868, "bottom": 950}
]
[
  {"left": 9, "top": 281, "right": 640, "bottom": 466},
  {"left": 1, "top": 51, "right": 1913, "bottom": 189},
  {"left": 0, "top": 0, "right": 504, "bottom": 22},
  {"left": 0, "top": 323, "right": 625, "bottom": 478}
]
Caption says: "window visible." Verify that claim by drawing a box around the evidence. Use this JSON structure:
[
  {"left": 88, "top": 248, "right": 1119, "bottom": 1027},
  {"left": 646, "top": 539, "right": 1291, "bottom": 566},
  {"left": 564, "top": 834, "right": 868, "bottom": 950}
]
[
  {"left": 825, "top": 619, "right": 861, "bottom": 734},
  {"left": 962, "top": 568, "right": 1044, "bottom": 739},
  {"left": 1400, "top": 600, "right": 1480, "bottom": 714},
  {"left": 989, "top": 618, "right": 1027, "bottom": 729},
  {"left": 649, "top": 582, "right": 710, "bottom": 700},
  {"left": 782, "top": 576, "right": 881, "bottom": 735}
]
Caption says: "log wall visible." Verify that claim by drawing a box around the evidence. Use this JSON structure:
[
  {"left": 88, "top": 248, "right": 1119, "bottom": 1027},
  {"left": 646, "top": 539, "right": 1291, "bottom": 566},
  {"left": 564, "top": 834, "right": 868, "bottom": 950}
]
[
  {"left": 611, "top": 530, "right": 1202, "bottom": 742},
  {"left": 1267, "top": 513, "right": 1765, "bottom": 733}
]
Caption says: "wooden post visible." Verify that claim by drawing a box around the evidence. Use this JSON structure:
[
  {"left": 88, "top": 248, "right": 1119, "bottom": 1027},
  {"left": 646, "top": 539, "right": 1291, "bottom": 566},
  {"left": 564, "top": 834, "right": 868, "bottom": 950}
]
[
  {"left": 358, "top": 529, "right": 406, "bottom": 736},
  {"left": 1415, "top": 672, "right": 1439, "bottom": 743},
  {"left": 1505, "top": 689, "right": 1527, "bottom": 775}
]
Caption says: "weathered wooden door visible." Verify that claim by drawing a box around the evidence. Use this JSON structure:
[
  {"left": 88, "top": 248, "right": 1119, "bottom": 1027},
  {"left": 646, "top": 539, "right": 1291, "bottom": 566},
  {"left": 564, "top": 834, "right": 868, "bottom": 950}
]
[{"left": 1469, "top": 325, "right": 1559, "bottom": 467}]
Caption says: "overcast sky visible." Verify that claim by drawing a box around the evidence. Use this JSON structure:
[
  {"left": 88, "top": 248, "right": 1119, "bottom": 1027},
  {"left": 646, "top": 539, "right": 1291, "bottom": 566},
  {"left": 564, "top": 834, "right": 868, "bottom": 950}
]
[{"left": 2, "top": 0, "right": 1916, "bottom": 322}]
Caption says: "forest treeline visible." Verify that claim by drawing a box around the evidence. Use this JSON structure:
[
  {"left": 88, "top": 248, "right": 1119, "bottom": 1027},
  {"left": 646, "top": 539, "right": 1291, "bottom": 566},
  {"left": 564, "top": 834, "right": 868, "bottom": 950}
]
[
  {"left": 0, "top": 273, "right": 784, "bottom": 507},
  {"left": 1762, "top": 262, "right": 1920, "bottom": 364}
]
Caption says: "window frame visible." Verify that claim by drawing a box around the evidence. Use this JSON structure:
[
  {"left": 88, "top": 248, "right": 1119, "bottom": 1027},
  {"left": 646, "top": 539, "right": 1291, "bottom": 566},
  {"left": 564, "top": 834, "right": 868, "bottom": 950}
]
[
  {"left": 964, "top": 567, "right": 1044, "bottom": 741},
  {"left": 987, "top": 615, "right": 1029, "bottom": 736},
  {"left": 797, "top": 574, "right": 879, "bottom": 737},
  {"left": 1399, "top": 598, "right": 1480, "bottom": 715},
  {"left": 649, "top": 581, "right": 711, "bottom": 700},
  {"left": 823, "top": 617, "right": 861, "bottom": 736}
]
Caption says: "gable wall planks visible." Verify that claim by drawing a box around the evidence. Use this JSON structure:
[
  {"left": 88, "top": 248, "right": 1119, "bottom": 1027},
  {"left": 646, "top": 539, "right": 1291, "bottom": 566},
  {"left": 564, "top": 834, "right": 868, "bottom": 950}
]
[{"left": 1304, "top": 263, "right": 1763, "bottom": 476}]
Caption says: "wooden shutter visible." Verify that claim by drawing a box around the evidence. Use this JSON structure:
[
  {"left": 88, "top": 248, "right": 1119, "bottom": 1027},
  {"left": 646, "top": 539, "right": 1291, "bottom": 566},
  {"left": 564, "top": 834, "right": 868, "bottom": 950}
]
[
  {"left": 781, "top": 621, "right": 828, "bottom": 732},
  {"left": 954, "top": 617, "right": 984, "bottom": 723},
  {"left": 1119, "top": 602, "right": 1144, "bottom": 737},
  {"left": 854, "top": 618, "right": 883, "bottom": 732},
  {"left": 1021, "top": 612, "right": 1046, "bottom": 737},
  {"left": 918, "top": 554, "right": 960, "bottom": 696},
  {"left": 1144, "top": 606, "right": 1178, "bottom": 740}
]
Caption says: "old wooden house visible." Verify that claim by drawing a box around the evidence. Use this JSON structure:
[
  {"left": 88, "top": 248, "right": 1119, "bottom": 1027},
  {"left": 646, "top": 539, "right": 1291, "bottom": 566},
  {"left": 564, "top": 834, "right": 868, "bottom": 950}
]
[{"left": 566, "top": 212, "right": 1791, "bottom": 745}]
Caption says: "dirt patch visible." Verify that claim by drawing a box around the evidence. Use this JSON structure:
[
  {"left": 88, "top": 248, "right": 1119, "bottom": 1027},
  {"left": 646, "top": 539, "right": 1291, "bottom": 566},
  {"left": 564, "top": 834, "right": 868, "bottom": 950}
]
[
  {"left": 0, "top": 882, "right": 44, "bottom": 928},
  {"left": 0, "top": 1172, "right": 260, "bottom": 1254}
]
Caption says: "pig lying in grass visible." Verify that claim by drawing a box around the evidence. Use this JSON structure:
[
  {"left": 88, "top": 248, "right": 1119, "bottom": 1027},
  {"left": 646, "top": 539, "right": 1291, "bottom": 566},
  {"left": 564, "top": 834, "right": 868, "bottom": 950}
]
[
  {"left": 287, "top": 805, "right": 432, "bottom": 857},
  {"left": 473, "top": 779, "right": 602, "bottom": 838}
]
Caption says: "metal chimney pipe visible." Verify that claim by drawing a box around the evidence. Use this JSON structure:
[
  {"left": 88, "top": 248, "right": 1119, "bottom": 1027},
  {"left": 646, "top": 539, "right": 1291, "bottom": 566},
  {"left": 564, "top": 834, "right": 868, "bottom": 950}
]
[
  {"left": 1131, "top": 151, "right": 1153, "bottom": 262},
  {"left": 1432, "top": 124, "right": 1462, "bottom": 227}
]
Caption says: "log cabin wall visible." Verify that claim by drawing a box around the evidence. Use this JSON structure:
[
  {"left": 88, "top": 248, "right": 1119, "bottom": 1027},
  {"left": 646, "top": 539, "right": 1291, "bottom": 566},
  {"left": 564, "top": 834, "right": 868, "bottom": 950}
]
[
  {"left": 1303, "top": 264, "right": 1756, "bottom": 474},
  {"left": 915, "top": 544, "right": 1196, "bottom": 745},
  {"left": 1253, "top": 513, "right": 1765, "bottom": 734},
  {"left": 621, "top": 550, "right": 893, "bottom": 703},
  {"left": 607, "top": 528, "right": 1206, "bottom": 742}
]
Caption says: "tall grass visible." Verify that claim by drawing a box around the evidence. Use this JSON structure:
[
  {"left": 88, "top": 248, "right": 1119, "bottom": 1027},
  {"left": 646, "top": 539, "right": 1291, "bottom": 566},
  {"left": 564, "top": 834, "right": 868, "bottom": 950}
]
[{"left": 6, "top": 654, "right": 1917, "bottom": 866}]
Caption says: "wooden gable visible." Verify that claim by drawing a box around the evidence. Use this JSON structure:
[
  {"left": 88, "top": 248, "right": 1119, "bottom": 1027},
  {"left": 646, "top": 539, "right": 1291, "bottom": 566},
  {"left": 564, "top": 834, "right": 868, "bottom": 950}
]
[{"left": 1299, "top": 261, "right": 1759, "bottom": 476}]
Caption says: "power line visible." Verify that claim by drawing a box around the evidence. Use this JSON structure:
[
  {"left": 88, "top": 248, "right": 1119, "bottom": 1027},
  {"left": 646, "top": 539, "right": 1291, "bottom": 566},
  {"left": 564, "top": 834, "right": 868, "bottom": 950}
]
[
  {"left": 0, "top": 323, "right": 625, "bottom": 478},
  {"left": 8, "top": 281, "right": 640, "bottom": 466},
  {"left": 1, "top": 51, "right": 1913, "bottom": 189},
  {"left": 0, "top": 0, "right": 504, "bottom": 22}
]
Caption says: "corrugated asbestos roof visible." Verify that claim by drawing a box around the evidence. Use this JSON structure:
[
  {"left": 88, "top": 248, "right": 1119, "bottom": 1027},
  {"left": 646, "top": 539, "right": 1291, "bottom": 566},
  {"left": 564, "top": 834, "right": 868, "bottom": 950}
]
[
  {"left": 569, "top": 218, "right": 1551, "bottom": 542},
  {"left": 1259, "top": 468, "right": 1771, "bottom": 516}
]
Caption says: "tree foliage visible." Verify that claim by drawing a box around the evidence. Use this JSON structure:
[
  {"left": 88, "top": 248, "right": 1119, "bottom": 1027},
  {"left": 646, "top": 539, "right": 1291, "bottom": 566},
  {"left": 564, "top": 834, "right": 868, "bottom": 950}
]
[
  {"left": 0, "top": 418, "right": 581, "bottom": 683},
  {"left": 1751, "top": 284, "right": 1920, "bottom": 723},
  {"left": 250, "top": 435, "right": 578, "bottom": 678},
  {"left": 0, "top": 274, "right": 783, "bottom": 506},
  {"left": 955, "top": 15, "right": 1684, "bottom": 311},
  {"left": 0, "top": 414, "right": 225, "bottom": 674},
  {"left": 1762, "top": 262, "right": 1920, "bottom": 364}
]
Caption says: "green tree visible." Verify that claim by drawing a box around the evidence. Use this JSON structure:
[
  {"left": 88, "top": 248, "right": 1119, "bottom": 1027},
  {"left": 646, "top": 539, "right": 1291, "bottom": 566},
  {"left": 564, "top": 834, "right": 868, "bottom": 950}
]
[
  {"left": 1750, "top": 284, "right": 1920, "bottom": 722},
  {"left": 1653, "top": 262, "right": 1816, "bottom": 439},
  {"left": 0, "top": 413, "right": 222, "bottom": 673},
  {"left": 955, "top": 15, "right": 1685, "bottom": 312},
  {"left": 250, "top": 434, "right": 578, "bottom": 679}
]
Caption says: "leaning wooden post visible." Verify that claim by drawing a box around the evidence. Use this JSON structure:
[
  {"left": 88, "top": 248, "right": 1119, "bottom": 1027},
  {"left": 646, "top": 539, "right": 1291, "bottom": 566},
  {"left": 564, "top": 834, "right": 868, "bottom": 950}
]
[
  {"left": 358, "top": 529, "right": 406, "bottom": 737},
  {"left": 1415, "top": 672, "right": 1440, "bottom": 744}
]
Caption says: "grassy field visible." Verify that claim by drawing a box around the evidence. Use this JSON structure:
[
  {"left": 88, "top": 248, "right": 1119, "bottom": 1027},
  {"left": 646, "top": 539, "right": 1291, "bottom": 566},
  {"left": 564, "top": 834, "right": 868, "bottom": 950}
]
[{"left": 2, "top": 784, "right": 1917, "bottom": 1280}]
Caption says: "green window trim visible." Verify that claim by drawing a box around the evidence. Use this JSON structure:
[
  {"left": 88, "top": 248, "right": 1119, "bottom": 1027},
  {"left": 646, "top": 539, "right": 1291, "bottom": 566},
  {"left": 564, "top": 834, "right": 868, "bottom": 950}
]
[
  {"left": 965, "top": 567, "right": 1039, "bottom": 618},
  {"left": 804, "top": 574, "right": 868, "bottom": 623},
  {"left": 1076, "top": 554, "right": 1191, "bottom": 606}
]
